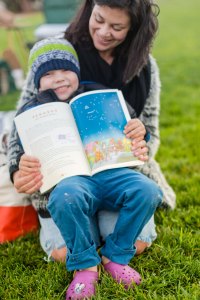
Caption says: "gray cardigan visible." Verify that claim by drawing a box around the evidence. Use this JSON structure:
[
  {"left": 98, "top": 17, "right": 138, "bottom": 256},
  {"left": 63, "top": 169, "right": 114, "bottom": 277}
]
[{"left": 8, "top": 55, "right": 176, "bottom": 210}]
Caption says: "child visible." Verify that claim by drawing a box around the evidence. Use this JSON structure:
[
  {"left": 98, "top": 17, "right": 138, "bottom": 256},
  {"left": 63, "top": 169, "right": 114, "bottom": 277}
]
[{"left": 13, "top": 37, "right": 162, "bottom": 300}]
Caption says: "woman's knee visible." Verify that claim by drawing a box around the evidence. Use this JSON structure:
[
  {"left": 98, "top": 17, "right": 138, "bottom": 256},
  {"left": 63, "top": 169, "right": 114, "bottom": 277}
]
[{"left": 98, "top": 210, "right": 118, "bottom": 241}]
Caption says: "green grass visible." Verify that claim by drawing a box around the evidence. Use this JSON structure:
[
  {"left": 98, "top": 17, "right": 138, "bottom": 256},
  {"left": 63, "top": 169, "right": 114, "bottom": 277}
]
[{"left": 0, "top": 0, "right": 200, "bottom": 299}]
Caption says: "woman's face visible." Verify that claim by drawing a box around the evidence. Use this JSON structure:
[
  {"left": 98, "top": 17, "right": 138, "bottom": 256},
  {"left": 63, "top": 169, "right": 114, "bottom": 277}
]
[{"left": 89, "top": 5, "right": 131, "bottom": 57}]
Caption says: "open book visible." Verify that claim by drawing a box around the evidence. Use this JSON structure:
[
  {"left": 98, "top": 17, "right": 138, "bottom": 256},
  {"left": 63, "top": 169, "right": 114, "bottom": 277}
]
[{"left": 15, "top": 89, "right": 144, "bottom": 193}]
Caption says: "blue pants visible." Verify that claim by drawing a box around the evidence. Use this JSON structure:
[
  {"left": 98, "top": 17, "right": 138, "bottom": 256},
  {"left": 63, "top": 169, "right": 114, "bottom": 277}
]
[{"left": 47, "top": 168, "right": 162, "bottom": 271}]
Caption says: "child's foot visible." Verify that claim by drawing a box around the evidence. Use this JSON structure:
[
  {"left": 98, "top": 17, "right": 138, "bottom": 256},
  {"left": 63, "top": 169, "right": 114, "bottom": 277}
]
[
  {"left": 66, "top": 270, "right": 98, "bottom": 300},
  {"left": 103, "top": 260, "right": 141, "bottom": 288}
]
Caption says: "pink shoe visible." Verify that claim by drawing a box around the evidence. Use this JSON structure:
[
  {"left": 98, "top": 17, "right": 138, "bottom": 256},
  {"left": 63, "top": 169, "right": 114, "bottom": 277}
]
[
  {"left": 104, "top": 261, "right": 142, "bottom": 288},
  {"left": 66, "top": 270, "right": 98, "bottom": 300}
]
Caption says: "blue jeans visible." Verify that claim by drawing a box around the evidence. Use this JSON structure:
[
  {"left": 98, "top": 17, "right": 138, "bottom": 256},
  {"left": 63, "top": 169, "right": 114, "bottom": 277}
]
[{"left": 47, "top": 168, "right": 162, "bottom": 271}]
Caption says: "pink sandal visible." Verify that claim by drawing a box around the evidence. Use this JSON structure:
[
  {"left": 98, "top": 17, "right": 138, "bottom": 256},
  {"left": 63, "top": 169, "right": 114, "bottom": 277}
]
[
  {"left": 66, "top": 270, "right": 98, "bottom": 300},
  {"left": 104, "top": 261, "right": 142, "bottom": 288}
]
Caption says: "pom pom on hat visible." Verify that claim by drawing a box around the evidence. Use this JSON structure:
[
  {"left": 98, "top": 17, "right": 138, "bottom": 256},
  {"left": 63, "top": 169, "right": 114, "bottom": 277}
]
[{"left": 29, "top": 37, "right": 80, "bottom": 89}]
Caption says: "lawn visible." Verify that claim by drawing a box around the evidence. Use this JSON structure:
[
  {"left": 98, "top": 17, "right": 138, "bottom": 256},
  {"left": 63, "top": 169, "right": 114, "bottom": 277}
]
[{"left": 0, "top": 0, "right": 200, "bottom": 299}]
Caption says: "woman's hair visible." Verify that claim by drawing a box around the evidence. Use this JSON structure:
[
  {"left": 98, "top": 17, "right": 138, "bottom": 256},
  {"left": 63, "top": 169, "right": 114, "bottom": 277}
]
[{"left": 65, "top": 0, "right": 159, "bottom": 83}]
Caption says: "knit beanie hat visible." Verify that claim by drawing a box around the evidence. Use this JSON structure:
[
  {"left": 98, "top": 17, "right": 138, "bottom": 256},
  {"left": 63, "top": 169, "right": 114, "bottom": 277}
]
[{"left": 29, "top": 37, "right": 80, "bottom": 89}]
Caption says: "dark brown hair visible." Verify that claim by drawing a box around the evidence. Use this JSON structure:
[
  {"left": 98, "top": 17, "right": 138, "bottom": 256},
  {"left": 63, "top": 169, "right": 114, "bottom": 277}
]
[{"left": 65, "top": 0, "right": 159, "bottom": 83}]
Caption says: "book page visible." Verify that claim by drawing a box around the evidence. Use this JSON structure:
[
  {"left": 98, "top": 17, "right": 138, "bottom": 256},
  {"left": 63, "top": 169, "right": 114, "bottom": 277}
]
[
  {"left": 15, "top": 102, "right": 90, "bottom": 193},
  {"left": 70, "top": 89, "right": 144, "bottom": 175}
]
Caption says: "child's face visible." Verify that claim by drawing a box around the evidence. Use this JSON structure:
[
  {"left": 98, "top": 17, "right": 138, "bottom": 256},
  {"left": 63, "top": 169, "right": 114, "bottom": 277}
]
[{"left": 39, "top": 69, "right": 79, "bottom": 101}]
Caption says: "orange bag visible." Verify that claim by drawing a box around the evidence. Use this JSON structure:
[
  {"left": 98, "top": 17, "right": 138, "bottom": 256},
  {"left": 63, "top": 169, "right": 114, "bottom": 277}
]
[
  {"left": 0, "top": 111, "right": 38, "bottom": 243},
  {"left": 0, "top": 164, "right": 38, "bottom": 243}
]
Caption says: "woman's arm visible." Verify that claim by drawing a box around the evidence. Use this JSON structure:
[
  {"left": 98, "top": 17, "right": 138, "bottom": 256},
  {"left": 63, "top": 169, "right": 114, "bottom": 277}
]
[
  {"left": 16, "top": 69, "right": 37, "bottom": 109},
  {"left": 139, "top": 55, "right": 161, "bottom": 159},
  {"left": 8, "top": 69, "right": 37, "bottom": 183},
  {"left": 7, "top": 121, "right": 24, "bottom": 181},
  {"left": 137, "top": 56, "right": 176, "bottom": 209}
]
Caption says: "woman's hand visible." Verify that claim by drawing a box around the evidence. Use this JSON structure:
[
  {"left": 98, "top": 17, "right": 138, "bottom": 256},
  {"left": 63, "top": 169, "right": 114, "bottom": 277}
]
[
  {"left": 124, "top": 119, "right": 148, "bottom": 161},
  {"left": 13, "top": 154, "right": 43, "bottom": 194}
]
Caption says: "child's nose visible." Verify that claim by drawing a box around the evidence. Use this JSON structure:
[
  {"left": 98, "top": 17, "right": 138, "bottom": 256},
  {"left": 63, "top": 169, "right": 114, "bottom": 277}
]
[{"left": 55, "top": 73, "right": 64, "bottom": 81}]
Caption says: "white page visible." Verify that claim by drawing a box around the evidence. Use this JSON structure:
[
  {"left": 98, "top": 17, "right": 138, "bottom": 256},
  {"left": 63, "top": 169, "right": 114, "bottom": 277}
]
[{"left": 15, "top": 102, "right": 90, "bottom": 193}]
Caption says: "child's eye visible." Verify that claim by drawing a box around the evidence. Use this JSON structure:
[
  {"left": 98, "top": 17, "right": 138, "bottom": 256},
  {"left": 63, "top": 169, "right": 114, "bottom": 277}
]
[{"left": 43, "top": 72, "right": 51, "bottom": 77}]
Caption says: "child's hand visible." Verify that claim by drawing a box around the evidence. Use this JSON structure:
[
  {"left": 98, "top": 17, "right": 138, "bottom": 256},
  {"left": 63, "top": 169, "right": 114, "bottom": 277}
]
[
  {"left": 124, "top": 119, "right": 146, "bottom": 142},
  {"left": 19, "top": 154, "right": 41, "bottom": 174},
  {"left": 124, "top": 119, "right": 148, "bottom": 161},
  {"left": 131, "top": 139, "right": 149, "bottom": 161},
  {"left": 13, "top": 154, "right": 43, "bottom": 194}
]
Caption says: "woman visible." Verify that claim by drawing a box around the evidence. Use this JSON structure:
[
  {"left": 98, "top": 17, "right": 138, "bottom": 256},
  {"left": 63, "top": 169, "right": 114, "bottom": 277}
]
[{"left": 8, "top": 0, "right": 176, "bottom": 264}]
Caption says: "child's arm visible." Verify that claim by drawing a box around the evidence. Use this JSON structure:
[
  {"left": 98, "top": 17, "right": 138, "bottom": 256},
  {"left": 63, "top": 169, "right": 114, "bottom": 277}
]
[{"left": 13, "top": 154, "right": 43, "bottom": 194}]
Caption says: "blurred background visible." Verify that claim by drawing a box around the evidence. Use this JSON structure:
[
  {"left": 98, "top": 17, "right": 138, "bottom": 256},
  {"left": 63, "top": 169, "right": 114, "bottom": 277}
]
[
  {"left": 0, "top": 1, "right": 199, "bottom": 298},
  {"left": 0, "top": 0, "right": 81, "bottom": 94}
]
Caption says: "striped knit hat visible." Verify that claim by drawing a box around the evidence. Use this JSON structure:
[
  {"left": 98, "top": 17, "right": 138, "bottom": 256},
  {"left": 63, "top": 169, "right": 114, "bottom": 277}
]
[{"left": 29, "top": 37, "right": 80, "bottom": 89}]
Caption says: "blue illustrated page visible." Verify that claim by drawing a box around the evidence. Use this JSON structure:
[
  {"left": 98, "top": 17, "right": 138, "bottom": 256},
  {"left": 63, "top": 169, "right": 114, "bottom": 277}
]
[{"left": 70, "top": 90, "right": 138, "bottom": 172}]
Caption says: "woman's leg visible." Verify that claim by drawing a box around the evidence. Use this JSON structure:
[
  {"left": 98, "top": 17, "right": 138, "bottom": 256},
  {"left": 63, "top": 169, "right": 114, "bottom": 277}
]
[
  {"left": 39, "top": 215, "right": 67, "bottom": 262},
  {"left": 136, "top": 215, "right": 157, "bottom": 255}
]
